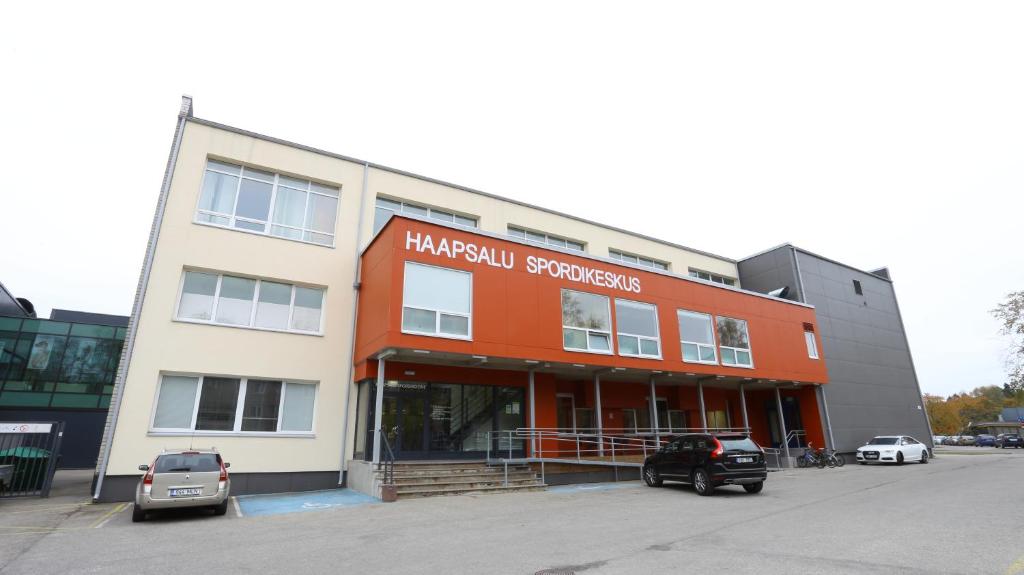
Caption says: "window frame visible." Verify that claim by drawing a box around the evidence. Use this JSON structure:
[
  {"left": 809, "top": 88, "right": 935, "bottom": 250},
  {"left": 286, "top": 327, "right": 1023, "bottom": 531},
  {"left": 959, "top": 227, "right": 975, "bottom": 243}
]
[
  {"left": 560, "top": 289, "right": 613, "bottom": 355},
  {"left": 400, "top": 262, "right": 474, "bottom": 341},
  {"left": 716, "top": 316, "right": 754, "bottom": 368},
  {"left": 687, "top": 268, "right": 736, "bottom": 286},
  {"left": 805, "top": 331, "right": 819, "bottom": 360},
  {"left": 614, "top": 298, "right": 662, "bottom": 360},
  {"left": 374, "top": 196, "right": 477, "bottom": 234},
  {"left": 173, "top": 270, "right": 326, "bottom": 336},
  {"left": 608, "top": 249, "right": 669, "bottom": 271},
  {"left": 149, "top": 373, "right": 318, "bottom": 436},
  {"left": 677, "top": 309, "right": 719, "bottom": 365},
  {"left": 193, "top": 159, "right": 340, "bottom": 248},
  {"left": 507, "top": 226, "right": 585, "bottom": 252}
]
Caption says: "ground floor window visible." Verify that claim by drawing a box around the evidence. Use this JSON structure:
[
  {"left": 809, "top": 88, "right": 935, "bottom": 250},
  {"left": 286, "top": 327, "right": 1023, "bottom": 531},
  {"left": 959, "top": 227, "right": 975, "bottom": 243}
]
[
  {"left": 151, "top": 374, "right": 316, "bottom": 434},
  {"left": 361, "top": 380, "right": 525, "bottom": 459}
]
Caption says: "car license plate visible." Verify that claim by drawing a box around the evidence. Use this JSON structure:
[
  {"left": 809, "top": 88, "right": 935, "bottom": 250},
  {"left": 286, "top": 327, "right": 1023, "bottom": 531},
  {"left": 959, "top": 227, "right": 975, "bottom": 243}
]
[
  {"left": 736, "top": 457, "right": 753, "bottom": 463},
  {"left": 865, "top": 453, "right": 879, "bottom": 460},
  {"left": 169, "top": 488, "right": 202, "bottom": 497}
]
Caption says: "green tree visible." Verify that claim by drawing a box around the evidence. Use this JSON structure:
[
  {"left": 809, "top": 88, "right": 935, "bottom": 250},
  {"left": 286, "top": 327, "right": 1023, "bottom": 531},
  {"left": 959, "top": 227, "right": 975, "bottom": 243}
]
[{"left": 992, "top": 291, "right": 1024, "bottom": 393}]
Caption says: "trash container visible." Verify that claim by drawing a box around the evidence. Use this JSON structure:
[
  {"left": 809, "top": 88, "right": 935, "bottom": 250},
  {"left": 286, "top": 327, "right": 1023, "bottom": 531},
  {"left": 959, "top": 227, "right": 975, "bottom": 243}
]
[{"left": 0, "top": 446, "right": 52, "bottom": 493}]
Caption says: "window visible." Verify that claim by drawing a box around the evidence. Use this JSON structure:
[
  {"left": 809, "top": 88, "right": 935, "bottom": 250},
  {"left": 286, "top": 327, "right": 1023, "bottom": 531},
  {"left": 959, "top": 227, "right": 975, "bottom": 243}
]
[
  {"left": 614, "top": 299, "right": 661, "bottom": 358},
  {"left": 609, "top": 249, "right": 669, "bottom": 271},
  {"left": 853, "top": 279, "right": 863, "bottom": 295},
  {"left": 805, "top": 331, "right": 819, "bottom": 359},
  {"left": 688, "top": 269, "right": 736, "bottom": 286},
  {"left": 706, "top": 410, "right": 729, "bottom": 430},
  {"left": 717, "top": 317, "right": 753, "bottom": 367},
  {"left": 196, "top": 160, "right": 340, "bottom": 246},
  {"left": 374, "top": 197, "right": 476, "bottom": 234},
  {"left": 678, "top": 310, "right": 717, "bottom": 364},
  {"left": 176, "top": 271, "right": 324, "bottom": 334},
  {"left": 561, "top": 289, "right": 612, "bottom": 353},
  {"left": 508, "top": 226, "right": 584, "bottom": 252},
  {"left": 151, "top": 374, "right": 317, "bottom": 433},
  {"left": 402, "top": 262, "right": 472, "bottom": 339}
]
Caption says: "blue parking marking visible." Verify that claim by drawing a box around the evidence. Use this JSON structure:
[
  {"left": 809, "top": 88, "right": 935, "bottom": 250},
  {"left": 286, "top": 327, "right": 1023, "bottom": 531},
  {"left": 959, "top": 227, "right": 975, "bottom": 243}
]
[
  {"left": 236, "top": 489, "right": 379, "bottom": 517},
  {"left": 548, "top": 482, "right": 641, "bottom": 494}
]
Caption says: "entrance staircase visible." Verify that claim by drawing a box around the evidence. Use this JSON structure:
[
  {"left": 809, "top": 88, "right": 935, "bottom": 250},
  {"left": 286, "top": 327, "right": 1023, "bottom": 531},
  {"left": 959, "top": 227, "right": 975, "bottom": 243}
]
[{"left": 378, "top": 462, "right": 546, "bottom": 500}]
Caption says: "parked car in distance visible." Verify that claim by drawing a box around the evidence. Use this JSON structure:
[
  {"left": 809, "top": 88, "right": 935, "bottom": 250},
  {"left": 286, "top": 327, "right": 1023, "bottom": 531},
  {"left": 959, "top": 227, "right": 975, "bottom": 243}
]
[
  {"left": 856, "top": 436, "right": 929, "bottom": 465},
  {"left": 941, "top": 436, "right": 959, "bottom": 446},
  {"left": 996, "top": 434, "right": 1024, "bottom": 449},
  {"left": 133, "top": 449, "right": 230, "bottom": 522},
  {"left": 643, "top": 433, "right": 767, "bottom": 496},
  {"left": 958, "top": 436, "right": 976, "bottom": 446},
  {"left": 975, "top": 434, "right": 997, "bottom": 447},
  {"left": 932, "top": 435, "right": 947, "bottom": 446}
]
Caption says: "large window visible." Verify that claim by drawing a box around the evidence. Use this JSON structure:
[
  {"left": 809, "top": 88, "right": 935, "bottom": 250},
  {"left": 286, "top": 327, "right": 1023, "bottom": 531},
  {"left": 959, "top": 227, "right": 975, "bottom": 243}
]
[
  {"left": 614, "top": 299, "right": 661, "bottom": 358},
  {"left": 717, "top": 317, "right": 753, "bottom": 367},
  {"left": 402, "top": 262, "right": 472, "bottom": 339},
  {"left": 374, "top": 197, "right": 477, "bottom": 234},
  {"left": 177, "top": 271, "right": 324, "bottom": 335},
  {"left": 508, "top": 226, "right": 584, "bottom": 252},
  {"left": 678, "top": 310, "right": 718, "bottom": 364},
  {"left": 196, "top": 159, "right": 340, "bottom": 246},
  {"left": 688, "top": 269, "right": 736, "bottom": 286},
  {"left": 152, "top": 374, "right": 317, "bottom": 434},
  {"left": 609, "top": 250, "right": 669, "bottom": 271},
  {"left": 561, "top": 289, "right": 611, "bottom": 353}
]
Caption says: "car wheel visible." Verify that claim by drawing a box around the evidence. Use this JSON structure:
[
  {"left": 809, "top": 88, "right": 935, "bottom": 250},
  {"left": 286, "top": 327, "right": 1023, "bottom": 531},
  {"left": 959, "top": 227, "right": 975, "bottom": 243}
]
[
  {"left": 131, "top": 504, "right": 146, "bottom": 523},
  {"left": 743, "top": 481, "right": 764, "bottom": 494},
  {"left": 692, "top": 468, "right": 714, "bottom": 496},
  {"left": 213, "top": 498, "right": 229, "bottom": 516},
  {"left": 643, "top": 465, "right": 663, "bottom": 487},
  {"left": 896, "top": 452, "right": 904, "bottom": 464},
  {"left": 920, "top": 451, "right": 928, "bottom": 464}
]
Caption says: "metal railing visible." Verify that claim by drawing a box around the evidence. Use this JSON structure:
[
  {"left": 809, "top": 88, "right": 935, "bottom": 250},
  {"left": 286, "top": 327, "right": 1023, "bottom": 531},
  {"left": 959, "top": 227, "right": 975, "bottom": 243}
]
[
  {"left": 377, "top": 428, "right": 396, "bottom": 485},
  {"left": 485, "top": 426, "right": 755, "bottom": 484},
  {"left": 0, "top": 421, "right": 65, "bottom": 498}
]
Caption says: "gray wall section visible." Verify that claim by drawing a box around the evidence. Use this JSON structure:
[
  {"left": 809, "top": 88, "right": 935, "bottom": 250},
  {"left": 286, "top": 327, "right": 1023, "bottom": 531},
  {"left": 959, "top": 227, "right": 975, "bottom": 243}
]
[
  {"left": 735, "top": 247, "right": 803, "bottom": 303},
  {"left": 97, "top": 471, "right": 342, "bottom": 502},
  {"left": 0, "top": 409, "right": 107, "bottom": 469},
  {"left": 739, "top": 246, "right": 931, "bottom": 452}
]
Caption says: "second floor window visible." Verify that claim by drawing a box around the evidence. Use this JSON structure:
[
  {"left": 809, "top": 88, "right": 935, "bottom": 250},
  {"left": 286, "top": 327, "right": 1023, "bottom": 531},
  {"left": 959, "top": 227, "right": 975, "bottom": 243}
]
[
  {"left": 374, "top": 197, "right": 477, "bottom": 234},
  {"left": 196, "top": 160, "right": 340, "bottom": 246},
  {"left": 177, "top": 271, "right": 324, "bottom": 334},
  {"left": 678, "top": 310, "right": 718, "bottom": 364},
  {"left": 688, "top": 269, "right": 736, "bottom": 286},
  {"left": 508, "top": 226, "right": 584, "bottom": 251},
  {"left": 561, "top": 289, "right": 611, "bottom": 353},
  {"left": 717, "top": 317, "right": 752, "bottom": 367},
  {"left": 609, "top": 250, "right": 669, "bottom": 271},
  {"left": 615, "top": 299, "right": 661, "bottom": 358},
  {"left": 402, "top": 262, "right": 472, "bottom": 339},
  {"left": 805, "top": 331, "right": 819, "bottom": 359}
]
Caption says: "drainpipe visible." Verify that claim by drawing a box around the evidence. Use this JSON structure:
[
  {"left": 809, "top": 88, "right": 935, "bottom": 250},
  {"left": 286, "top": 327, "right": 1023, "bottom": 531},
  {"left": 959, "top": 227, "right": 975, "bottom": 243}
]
[
  {"left": 775, "top": 386, "right": 791, "bottom": 463},
  {"left": 337, "top": 162, "right": 371, "bottom": 483},
  {"left": 739, "top": 382, "right": 750, "bottom": 433},
  {"left": 594, "top": 371, "right": 604, "bottom": 456},
  {"left": 528, "top": 368, "right": 536, "bottom": 456},
  {"left": 697, "top": 379, "right": 708, "bottom": 432}
]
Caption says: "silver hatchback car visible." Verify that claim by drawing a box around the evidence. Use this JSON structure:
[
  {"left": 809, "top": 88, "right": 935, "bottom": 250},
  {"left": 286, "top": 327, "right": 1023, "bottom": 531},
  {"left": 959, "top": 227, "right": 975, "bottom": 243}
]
[{"left": 133, "top": 449, "right": 231, "bottom": 522}]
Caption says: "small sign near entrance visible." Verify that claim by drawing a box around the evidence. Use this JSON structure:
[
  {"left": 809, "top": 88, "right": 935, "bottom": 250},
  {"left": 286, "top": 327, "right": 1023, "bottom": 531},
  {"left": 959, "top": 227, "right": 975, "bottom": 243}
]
[{"left": 2, "top": 423, "right": 52, "bottom": 434}]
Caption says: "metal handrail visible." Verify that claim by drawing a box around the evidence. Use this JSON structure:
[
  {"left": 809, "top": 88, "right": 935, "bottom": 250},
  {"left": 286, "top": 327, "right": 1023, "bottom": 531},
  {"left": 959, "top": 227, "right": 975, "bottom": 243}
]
[{"left": 378, "top": 428, "right": 396, "bottom": 485}]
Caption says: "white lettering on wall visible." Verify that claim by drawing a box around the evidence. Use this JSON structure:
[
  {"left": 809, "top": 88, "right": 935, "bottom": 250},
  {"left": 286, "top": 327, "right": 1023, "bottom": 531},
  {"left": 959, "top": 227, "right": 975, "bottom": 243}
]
[{"left": 406, "top": 230, "right": 641, "bottom": 293}]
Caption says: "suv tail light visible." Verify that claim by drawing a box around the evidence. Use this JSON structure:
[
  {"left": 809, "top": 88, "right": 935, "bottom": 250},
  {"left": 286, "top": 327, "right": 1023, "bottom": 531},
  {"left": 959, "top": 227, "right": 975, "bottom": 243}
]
[
  {"left": 710, "top": 437, "right": 724, "bottom": 459},
  {"left": 142, "top": 459, "right": 156, "bottom": 494},
  {"left": 218, "top": 457, "right": 228, "bottom": 490}
]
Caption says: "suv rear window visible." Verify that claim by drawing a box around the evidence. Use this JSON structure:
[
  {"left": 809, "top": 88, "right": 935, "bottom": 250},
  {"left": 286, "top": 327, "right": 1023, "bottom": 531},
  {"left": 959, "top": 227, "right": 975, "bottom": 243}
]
[
  {"left": 154, "top": 453, "right": 221, "bottom": 473},
  {"left": 718, "top": 436, "right": 760, "bottom": 451}
]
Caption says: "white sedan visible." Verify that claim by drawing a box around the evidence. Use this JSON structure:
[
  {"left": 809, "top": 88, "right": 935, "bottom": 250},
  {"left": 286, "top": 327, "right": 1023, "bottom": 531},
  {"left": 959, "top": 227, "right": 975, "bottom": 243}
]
[{"left": 856, "top": 436, "right": 929, "bottom": 465}]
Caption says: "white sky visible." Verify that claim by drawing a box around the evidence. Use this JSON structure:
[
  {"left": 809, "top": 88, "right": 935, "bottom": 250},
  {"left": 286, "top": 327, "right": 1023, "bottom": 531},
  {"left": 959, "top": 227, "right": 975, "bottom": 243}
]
[{"left": 2, "top": 2, "right": 1022, "bottom": 397}]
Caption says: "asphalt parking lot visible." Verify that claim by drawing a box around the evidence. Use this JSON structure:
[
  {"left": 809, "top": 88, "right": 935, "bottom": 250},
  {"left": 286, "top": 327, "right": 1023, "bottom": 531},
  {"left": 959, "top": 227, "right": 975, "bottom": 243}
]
[{"left": 2, "top": 449, "right": 1022, "bottom": 574}]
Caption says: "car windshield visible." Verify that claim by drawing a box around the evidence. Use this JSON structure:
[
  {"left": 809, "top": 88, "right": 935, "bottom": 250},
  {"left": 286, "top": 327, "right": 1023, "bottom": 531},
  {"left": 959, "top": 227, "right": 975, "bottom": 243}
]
[
  {"left": 154, "top": 453, "right": 220, "bottom": 473},
  {"left": 867, "top": 437, "right": 899, "bottom": 445},
  {"left": 718, "top": 437, "right": 760, "bottom": 451}
]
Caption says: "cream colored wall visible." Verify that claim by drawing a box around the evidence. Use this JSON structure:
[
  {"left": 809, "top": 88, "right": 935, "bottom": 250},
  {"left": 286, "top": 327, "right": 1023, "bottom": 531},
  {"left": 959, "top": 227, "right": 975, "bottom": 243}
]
[
  {"left": 363, "top": 168, "right": 739, "bottom": 281},
  {"left": 106, "top": 122, "right": 365, "bottom": 475}
]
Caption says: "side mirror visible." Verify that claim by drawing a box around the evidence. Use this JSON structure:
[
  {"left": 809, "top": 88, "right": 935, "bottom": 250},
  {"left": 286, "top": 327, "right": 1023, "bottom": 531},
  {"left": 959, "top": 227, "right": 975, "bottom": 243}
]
[
  {"left": 138, "top": 464, "right": 149, "bottom": 471},
  {"left": 224, "top": 462, "right": 231, "bottom": 468}
]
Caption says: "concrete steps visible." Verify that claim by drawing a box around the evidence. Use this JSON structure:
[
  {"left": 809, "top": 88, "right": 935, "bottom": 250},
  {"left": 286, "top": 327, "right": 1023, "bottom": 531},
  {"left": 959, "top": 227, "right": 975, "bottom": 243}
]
[{"left": 376, "top": 462, "right": 545, "bottom": 500}]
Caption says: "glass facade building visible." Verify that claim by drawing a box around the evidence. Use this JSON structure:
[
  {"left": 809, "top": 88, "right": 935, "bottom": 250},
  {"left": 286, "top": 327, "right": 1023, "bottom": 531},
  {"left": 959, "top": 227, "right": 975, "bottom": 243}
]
[{"left": 0, "top": 316, "right": 126, "bottom": 409}]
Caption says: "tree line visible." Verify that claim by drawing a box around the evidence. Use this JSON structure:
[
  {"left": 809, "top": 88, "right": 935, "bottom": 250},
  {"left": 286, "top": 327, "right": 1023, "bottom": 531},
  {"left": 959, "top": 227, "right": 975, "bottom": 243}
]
[{"left": 923, "top": 385, "right": 1023, "bottom": 435}]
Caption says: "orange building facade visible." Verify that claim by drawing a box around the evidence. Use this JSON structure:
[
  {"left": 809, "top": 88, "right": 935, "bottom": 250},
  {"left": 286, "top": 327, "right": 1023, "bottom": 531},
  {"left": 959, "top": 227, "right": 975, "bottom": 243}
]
[{"left": 351, "top": 216, "right": 829, "bottom": 464}]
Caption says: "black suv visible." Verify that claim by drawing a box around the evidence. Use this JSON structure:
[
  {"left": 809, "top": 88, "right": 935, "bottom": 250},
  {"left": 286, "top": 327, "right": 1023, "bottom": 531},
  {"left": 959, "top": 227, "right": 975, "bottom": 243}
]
[
  {"left": 996, "top": 434, "right": 1023, "bottom": 449},
  {"left": 642, "top": 433, "right": 767, "bottom": 496}
]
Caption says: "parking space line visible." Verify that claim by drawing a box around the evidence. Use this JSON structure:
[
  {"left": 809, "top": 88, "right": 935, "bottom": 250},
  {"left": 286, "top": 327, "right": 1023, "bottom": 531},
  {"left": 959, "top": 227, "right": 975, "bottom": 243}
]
[
  {"left": 232, "top": 497, "right": 243, "bottom": 518},
  {"left": 0, "top": 502, "right": 89, "bottom": 514},
  {"left": 91, "top": 502, "right": 127, "bottom": 528}
]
